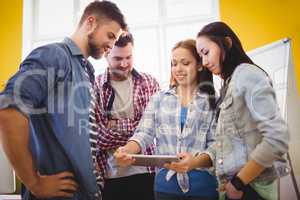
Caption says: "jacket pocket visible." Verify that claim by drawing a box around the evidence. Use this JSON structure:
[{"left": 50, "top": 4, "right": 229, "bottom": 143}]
[{"left": 219, "top": 96, "right": 238, "bottom": 136}]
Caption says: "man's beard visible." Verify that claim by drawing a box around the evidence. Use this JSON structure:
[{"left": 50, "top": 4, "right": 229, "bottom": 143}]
[
  {"left": 87, "top": 32, "right": 102, "bottom": 59},
  {"left": 109, "top": 67, "right": 131, "bottom": 81}
]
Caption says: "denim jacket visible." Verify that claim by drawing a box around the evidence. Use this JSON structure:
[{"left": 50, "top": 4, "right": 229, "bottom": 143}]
[
  {"left": 0, "top": 38, "right": 100, "bottom": 199},
  {"left": 205, "top": 63, "right": 290, "bottom": 182}
]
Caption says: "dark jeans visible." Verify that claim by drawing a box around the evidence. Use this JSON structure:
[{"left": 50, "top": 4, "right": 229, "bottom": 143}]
[
  {"left": 103, "top": 173, "right": 155, "bottom": 200},
  {"left": 155, "top": 192, "right": 218, "bottom": 200}
]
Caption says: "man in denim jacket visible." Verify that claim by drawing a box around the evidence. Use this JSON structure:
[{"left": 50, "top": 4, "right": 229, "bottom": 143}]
[{"left": 0, "top": 1, "right": 126, "bottom": 199}]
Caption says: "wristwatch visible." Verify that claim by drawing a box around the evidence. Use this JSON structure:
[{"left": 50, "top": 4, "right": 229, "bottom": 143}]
[{"left": 230, "top": 175, "right": 246, "bottom": 191}]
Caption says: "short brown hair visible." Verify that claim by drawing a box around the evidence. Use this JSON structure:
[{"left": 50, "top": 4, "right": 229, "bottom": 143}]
[
  {"left": 114, "top": 32, "right": 134, "bottom": 47},
  {"left": 79, "top": 1, "right": 127, "bottom": 30}
]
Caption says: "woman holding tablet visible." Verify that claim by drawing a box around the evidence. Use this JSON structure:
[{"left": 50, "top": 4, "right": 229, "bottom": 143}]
[{"left": 115, "top": 39, "right": 218, "bottom": 200}]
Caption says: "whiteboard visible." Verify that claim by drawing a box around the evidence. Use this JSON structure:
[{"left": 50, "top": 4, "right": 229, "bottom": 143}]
[
  {"left": 247, "top": 38, "right": 290, "bottom": 119},
  {"left": 0, "top": 147, "right": 15, "bottom": 193}
]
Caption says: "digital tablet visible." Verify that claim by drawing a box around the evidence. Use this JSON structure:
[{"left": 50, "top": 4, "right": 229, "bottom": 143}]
[{"left": 128, "top": 154, "right": 180, "bottom": 167}]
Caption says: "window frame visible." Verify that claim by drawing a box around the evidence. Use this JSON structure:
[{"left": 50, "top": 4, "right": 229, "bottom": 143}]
[{"left": 23, "top": 0, "right": 220, "bottom": 85}]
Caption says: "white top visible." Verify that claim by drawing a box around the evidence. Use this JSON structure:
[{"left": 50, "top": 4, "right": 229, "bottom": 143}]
[
  {"left": 106, "top": 74, "right": 148, "bottom": 179},
  {"left": 110, "top": 74, "right": 134, "bottom": 119}
]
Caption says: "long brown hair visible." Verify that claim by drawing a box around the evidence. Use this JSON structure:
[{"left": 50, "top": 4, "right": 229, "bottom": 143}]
[{"left": 170, "top": 39, "right": 216, "bottom": 109}]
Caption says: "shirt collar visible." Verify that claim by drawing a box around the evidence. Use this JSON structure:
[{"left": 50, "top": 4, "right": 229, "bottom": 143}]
[
  {"left": 165, "top": 86, "right": 208, "bottom": 99},
  {"left": 63, "top": 37, "right": 95, "bottom": 76},
  {"left": 165, "top": 87, "right": 177, "bottom": 95},
  {"left": 63, "top": 37, "right": 83, "bottom": 56},
  {"left": 100, "top": 68, "right": 142, "bottom": 87}
]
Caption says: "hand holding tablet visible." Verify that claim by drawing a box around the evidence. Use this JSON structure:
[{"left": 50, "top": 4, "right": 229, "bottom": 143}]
[{"left": 128, "top": 154, "right": 180, "bottom": 167}]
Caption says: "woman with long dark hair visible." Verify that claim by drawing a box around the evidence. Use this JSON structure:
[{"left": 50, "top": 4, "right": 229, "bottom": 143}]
[{"left": 166, "top": 22, "right": 289, "bottom": 200}]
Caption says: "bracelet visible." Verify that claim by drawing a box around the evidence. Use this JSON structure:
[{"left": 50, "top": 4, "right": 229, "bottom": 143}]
[{"left": 230, "top": 175, "right": 247, "bottom": 191}]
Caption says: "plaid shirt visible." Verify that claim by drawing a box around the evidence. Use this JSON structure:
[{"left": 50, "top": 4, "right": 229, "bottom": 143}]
[
  {"left": 129, "top": 87, "right": 216, "bottom": 192},
  {"left": 94, "top": 68, "right": 160, "bottom": 185}
]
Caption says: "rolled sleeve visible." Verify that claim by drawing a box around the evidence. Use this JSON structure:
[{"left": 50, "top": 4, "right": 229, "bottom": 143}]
[
  {"left": 0, "top": 66, "right": 48, "bottom": 116},
  {"left": 0, "top": 44, "right": 69, "bottom": 116},
  {"left": 202, "top": 141, "right": 217, "bottom": 169}
]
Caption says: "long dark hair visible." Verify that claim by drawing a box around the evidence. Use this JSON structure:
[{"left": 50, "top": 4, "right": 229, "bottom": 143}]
[
  {"left": 170, "top": 39, "right": 216, "bottom": 109},
  {"left": 197, "top": 21, "right": 254, "bottom": 80}
]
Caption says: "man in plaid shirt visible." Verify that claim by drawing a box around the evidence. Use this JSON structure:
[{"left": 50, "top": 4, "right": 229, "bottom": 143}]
[{"left": 94, "top": 33, "right": 160, "bottom": 200}]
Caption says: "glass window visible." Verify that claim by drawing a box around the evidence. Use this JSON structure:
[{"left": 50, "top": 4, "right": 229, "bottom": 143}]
[
  {"left": 165, "top": 0, "right": 213, "bottom": 19},
  {"left": 165, "top": 22, "right": 208, "bottom": 60},
  {"left": 25, "top": 0, "right": 220, "bottom": 87},
  {"left": 131, "top": 27, "right": 161, "bottom": 81},
  {"left": 112, "top": 0, "right": 160, "bottom": 24},
  {"left": 36, "top": 0, "right": 74, "bottom": 38},
  {"left": 32, "top": 38, "right": 63, "bottom": 49}
]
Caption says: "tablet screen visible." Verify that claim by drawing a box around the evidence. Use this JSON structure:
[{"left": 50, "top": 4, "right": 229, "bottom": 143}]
[{"left": 128, "top": 154, "right": 180, "bottom": 167}]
